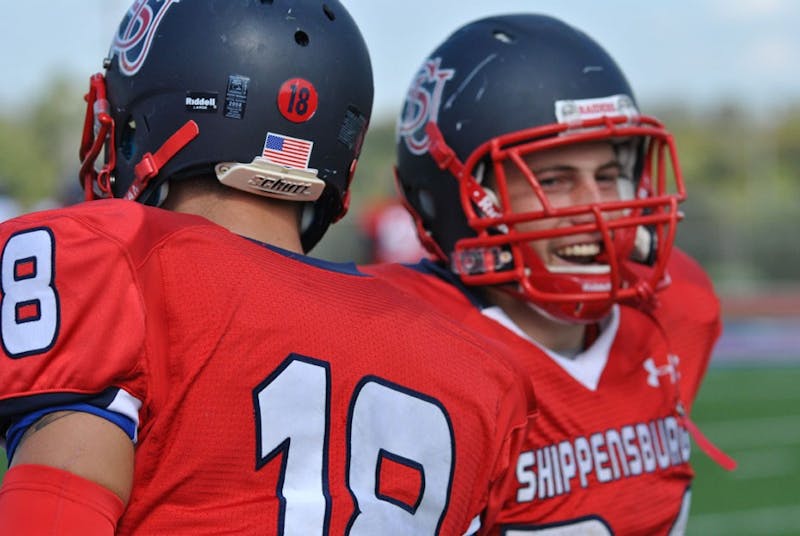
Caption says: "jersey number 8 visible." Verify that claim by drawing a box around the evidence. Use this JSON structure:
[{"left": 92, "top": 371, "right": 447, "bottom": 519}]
[{"left": 1, "top": 228, "right": 60, "bottom": 358}]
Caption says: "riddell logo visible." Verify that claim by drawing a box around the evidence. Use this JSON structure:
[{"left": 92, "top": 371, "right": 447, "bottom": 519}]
[
  {"left": 185, "top": 94, "right": 218, "bottom": 112},
  {"left": 555, "top": 94, "right": 638, "bottom": 125},
  {"left": 578, "top": 103, "right": 618, "bottom": 114},
  {"left": 186, "top": 97, "right": 216, "bottom": 107}
]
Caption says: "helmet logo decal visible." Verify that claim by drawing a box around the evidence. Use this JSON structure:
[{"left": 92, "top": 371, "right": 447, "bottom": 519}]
[
  {"left": 112, "top": 0, "right": 180, "bottom": 76},
  {"left": 277, "top": 78, "right": 319, "bottom": 123},
  {"left": 398, "top": 57, "right": 454, "bottom": 155},
  {"left": 262, "top": 132, "right": 314, "bottom": 170}
]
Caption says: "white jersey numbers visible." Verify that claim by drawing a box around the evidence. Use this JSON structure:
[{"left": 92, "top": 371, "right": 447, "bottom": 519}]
[
  {"left": 255, "top": 357, "right": 331, "bottom": 535},
  {"left": 1, "top": 228, "right": 60, "bottom": 358},
  {"left": 348, "top": 377, "right": 453, "bottom": 534},
  {"left": 254, "top": 356, "right": 455, "bottom": 536}
]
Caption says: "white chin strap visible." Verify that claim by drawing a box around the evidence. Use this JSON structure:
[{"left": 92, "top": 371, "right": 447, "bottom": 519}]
[
  {"left": 630, "top": 224, "right": 656, "bottom": 264},
  {"left": 214, "top": 157, "right": 326, "bottom": 202}
]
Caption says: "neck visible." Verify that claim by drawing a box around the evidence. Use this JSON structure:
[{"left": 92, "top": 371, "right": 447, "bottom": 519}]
[
  {"left": 162, "top": 179, "right": 304, "bottom": 253},
  {"left": 484, "top": 286, "right": 588, "bottom": 356}
]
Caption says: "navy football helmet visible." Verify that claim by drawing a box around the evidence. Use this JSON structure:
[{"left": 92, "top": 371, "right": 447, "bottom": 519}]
[
  {"left": 396, "top": 14, "right": 686, "bottom": 322},
  {"left": 80, "top": 0, "right": 373, "bottom": 251}
]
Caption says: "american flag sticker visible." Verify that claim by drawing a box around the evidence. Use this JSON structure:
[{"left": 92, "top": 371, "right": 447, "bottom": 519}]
[{"left": 262, "top": 132, "right": 314, "bottom": 169}]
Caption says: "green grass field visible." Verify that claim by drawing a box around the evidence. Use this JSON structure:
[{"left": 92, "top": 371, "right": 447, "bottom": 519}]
[
  {"left": 2, "top": 365, "right": 799, "bottom": 534},
  {"left": 687, "top": 365, "right": 800, "bottom": 535}
]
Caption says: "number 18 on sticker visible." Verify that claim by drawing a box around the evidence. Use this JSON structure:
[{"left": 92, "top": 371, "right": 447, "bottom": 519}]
[{"left": 278, "top": 78, "right": 319, "bottom": 123}]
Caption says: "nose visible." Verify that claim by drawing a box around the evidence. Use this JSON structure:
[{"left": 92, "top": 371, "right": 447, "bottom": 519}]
[
  {"left": 564, "top": 175, "right": 606, "bottom": 226},
  {"left": 571, "top": 174, "right": 604, "bottom": 205}
]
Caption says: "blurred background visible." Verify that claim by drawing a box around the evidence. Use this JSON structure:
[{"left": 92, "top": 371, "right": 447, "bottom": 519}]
[{"left": 1, "top": 1, "right": 799, "bottom": 533}]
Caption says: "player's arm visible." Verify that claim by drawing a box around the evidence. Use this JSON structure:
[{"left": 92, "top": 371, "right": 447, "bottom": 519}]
[{"left": 0, "top": 410, "right": 133, "bottom": 535}]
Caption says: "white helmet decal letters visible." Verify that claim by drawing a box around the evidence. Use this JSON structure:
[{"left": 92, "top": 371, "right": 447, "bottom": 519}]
[
  {"left": 112, "top": 0, "right": 181, "bottom": 76},
  {"left": 398, "top": 58, "right": 455, "bottom": 156}
]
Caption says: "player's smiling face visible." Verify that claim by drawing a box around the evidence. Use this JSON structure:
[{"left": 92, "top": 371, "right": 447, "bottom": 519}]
[{"left": 499, "top": 140, "right": 632, "bottom": 271}]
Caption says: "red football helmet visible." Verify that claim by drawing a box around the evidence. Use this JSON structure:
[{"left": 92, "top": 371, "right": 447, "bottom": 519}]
[{"left": 395, "top": 14, "right": 685, "bottom": 322}]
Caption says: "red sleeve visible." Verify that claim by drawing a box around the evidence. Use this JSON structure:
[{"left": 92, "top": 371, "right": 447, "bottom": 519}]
[
  {"left": 0, "top": 464, "right": 124, "bottom": 535},
  {"left": 0, "top": 207, "right": 148, "bottom": 431}
]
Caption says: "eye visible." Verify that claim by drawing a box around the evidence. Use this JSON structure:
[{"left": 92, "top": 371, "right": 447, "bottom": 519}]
[
  {"left": 537, "top": 173, "right": 572, "bottom": 193},
  {"left": 596, "top": 168, "right": 624, "bottom": 190},
  {"left": 596, "top": 173, "right": 618, "bottom": 186}
]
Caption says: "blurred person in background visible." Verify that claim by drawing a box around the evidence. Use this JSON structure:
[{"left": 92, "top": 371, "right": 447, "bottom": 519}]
[
  {"left": 359, "top": 197, "right": 429, "bottom": 263},
  {"left": 366, "top": 13, "right": 736, "bottom": 534}
]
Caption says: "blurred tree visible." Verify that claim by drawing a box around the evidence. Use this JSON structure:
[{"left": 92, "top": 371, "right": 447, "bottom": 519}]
[
  {"left": 30, "top": 76, "right": 86, "bottom": 189},
  {"left": 656, "top": 103, "right": 800, "bottom": 287},
  {"left": 0, "top": 117, "right": 57, "bottom": 207},
  {"left": 0, "top": 75, "right": 84, "bottom": 208}
]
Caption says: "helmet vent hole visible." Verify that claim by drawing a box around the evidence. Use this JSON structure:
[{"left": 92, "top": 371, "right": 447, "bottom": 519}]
[
  {"left": 295, "top": 30, "right": 310, "bottom": 47},
  {"left": 260, "top": 0, "right": 274, "bottom": 4},
  {"left": 492, "top": 30, "right": 515, "bottom": 44},
  {"left": 323, "top": 4, "right": 336, "bottom": 21}
]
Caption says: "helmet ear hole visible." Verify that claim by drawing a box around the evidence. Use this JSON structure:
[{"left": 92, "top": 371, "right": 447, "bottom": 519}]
[
  {"left": 416, "top": 189, "right": 437, "bottom": 221},
  {"left": 119, "top": 117, "right": 137, "bottom": 161}
]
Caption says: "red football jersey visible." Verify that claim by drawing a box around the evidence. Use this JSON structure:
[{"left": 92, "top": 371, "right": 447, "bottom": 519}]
[
  {"left": 0, "top": 199, "right": 536, "bottom": 535},
  {"left": 365, "top": 249, "right": 721, "bottom": 535}
]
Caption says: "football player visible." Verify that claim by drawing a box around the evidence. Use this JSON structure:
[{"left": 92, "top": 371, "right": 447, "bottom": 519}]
[
  {"left": 0, "top": 2, "right": 535, "bottom": 534},
  {"left": 365, "top": 13, "right": 735, "bottom": 535}
]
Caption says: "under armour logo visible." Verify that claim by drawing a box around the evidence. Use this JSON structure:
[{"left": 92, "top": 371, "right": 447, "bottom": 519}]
[{"left": 644, "top": 355, "right": 680, "bottom": 387}]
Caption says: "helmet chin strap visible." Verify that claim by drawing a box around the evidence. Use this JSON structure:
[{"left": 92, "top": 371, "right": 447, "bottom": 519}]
[
  {"left": 425, "top": 121, "right": 508, "bottom": 230},
  {"left": 127, "top": 120, "right": 201, "bottom": 201},
  {"left": 630, "top": 225, "right": 657, "bottom": 265}
]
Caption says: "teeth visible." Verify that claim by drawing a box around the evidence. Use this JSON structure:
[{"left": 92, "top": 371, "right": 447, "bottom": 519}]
[{"left": 556, "top": 243, "right": 600, "bottom": 258}]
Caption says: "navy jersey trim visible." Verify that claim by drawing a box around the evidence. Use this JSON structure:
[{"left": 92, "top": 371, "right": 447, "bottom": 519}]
[
  {"left": 246, "top": 237, "right": 366, "bottom": 276},
  {"left": 0, "top": 386, "right": 123, "bottom": 423},
  {"left": 4, "top": 403, "right": 136, "bottom": 464}
]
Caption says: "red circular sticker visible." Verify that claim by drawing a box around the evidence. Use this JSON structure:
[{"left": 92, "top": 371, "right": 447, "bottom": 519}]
[{"left": 277, "top": 78, "right": 319, "bottom": 123}]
